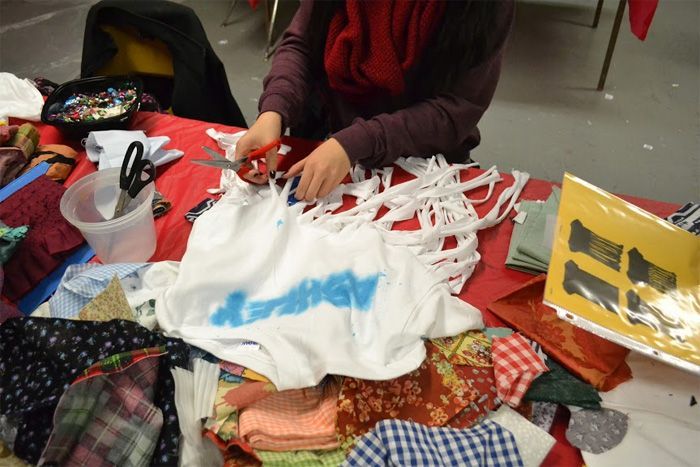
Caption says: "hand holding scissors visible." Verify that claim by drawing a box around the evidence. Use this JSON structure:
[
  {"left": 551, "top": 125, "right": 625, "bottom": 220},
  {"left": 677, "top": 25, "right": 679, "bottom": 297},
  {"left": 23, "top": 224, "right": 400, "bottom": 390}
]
[
  {"left": 113, "top": 141, "right": 156, "bottom": 218},
  {"left": 192, "top": 139, "right": 281, "bottom": 174}
]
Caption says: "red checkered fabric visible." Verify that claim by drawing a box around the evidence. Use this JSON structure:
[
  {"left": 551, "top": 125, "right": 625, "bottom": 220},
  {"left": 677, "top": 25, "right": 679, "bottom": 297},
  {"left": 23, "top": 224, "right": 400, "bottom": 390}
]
[{"left": 492, "top": 333, "right": 548, "bottom": 407}]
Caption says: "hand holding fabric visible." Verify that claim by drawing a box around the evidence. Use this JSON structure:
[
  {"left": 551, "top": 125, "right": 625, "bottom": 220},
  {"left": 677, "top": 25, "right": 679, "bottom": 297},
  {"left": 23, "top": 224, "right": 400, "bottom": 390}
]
[
  {"left": 284, "top": 138, "right": 351, "bottom": 201},
  {"left": 235, "top": 111, "right": 282, "bottom": 183}
]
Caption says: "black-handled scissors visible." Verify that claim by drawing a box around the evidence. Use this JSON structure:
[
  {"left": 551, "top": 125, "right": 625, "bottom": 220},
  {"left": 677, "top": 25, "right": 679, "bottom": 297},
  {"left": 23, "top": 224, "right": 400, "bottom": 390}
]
[{"left": 113, "top": 141, "right": 156, "bottom": 218}]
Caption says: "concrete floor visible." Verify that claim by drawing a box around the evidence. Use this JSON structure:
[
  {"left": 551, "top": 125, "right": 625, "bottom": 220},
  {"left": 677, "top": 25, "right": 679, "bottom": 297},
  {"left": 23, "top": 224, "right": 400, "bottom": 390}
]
[{"left": 1, "top": 0, "right": 698, "bottom": 204}]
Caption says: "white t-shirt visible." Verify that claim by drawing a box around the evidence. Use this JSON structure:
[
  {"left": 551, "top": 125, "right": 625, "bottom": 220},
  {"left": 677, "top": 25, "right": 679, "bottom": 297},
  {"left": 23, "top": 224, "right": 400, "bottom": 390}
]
[{"left": 156, "top": 185, "right": 484, "bottom": 390}]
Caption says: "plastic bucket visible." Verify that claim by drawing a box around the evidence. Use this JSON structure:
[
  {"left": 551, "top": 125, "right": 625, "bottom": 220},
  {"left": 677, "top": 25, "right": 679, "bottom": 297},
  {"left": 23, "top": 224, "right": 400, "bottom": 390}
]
[{"left": 60, "top": 168, "right": 156, "bottom": 263}]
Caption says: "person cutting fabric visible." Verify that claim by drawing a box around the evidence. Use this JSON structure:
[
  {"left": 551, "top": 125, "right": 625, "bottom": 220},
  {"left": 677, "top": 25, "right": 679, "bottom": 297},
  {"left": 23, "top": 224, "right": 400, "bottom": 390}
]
[{"left": 235, "top": 0, "right": 514, "bottom": 201}]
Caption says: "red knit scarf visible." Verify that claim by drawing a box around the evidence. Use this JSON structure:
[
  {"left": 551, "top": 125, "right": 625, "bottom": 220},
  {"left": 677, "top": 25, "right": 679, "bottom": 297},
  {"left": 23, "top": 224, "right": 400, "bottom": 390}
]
[{"left": 324, "top": 0, "right": 446, "bottom": 99}]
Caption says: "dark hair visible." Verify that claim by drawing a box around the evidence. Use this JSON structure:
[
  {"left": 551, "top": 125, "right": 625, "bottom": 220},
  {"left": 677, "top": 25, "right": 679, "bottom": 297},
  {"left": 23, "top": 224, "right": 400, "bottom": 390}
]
[{"left": 305, "top": 0, "right": 504, "bottom": 98}]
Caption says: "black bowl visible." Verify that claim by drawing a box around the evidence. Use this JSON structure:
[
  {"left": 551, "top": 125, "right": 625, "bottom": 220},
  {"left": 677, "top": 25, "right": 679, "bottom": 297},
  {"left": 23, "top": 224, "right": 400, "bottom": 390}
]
[{"left": 41, "top": 76, "right": 143, "bottom": 140}]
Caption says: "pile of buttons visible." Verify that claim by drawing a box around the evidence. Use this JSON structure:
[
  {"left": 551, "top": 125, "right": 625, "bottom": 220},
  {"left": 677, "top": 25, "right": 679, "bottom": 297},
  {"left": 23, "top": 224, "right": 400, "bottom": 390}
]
[{"left": 47, "top": 83, "right": 138, "bottom": 123}]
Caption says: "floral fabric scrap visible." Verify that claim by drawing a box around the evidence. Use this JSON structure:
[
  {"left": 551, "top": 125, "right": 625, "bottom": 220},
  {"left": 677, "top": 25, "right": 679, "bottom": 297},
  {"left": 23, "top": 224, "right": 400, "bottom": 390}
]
[{"left": 336, "top": 342, "right": 500, "bottom": 451}]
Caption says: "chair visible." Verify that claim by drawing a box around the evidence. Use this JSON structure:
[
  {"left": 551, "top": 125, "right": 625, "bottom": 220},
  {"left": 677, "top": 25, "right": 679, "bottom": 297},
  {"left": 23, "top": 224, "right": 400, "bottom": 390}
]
[
  {"left": 222, "top": 0, "right": 289, "bottom": 59},
  {"left": 592, "top": 0, "right": 629, "bottom": 91},
  {"left": 81, "top": 0, "right": 247, "bottom": 127}
]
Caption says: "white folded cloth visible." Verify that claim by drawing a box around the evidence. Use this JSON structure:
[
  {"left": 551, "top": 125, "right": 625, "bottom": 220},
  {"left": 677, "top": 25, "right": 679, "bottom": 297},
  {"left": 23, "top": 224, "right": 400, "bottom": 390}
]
[{"left": 85, "top": 130, "right": 184, "bottom": 169}]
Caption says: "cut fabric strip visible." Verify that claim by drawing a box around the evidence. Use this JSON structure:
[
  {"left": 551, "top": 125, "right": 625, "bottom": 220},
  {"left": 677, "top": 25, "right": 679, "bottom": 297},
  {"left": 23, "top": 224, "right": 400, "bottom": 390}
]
[
  {"left": 301, "top": 157, "right": 530, "bottom": 294},
  {"left": 185, "top": 198, "right": 217, "bottom": 223},
  {"left": 343, "top": 419, "right": 523, "bottom": 467},
  {"left": 219, "top": 154, "right": 529, "bottom": 294},
  {"left": 492, "top": 333, "right": 548, "bottom": 407}
]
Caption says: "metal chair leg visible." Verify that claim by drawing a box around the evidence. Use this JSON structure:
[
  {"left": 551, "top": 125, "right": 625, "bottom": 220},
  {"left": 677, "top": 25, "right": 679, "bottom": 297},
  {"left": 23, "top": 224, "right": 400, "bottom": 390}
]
[
  {"left": 265, "top": 0, "right": 280, "bottom": 58},
  {"left": 592, "top": 0, "right": 605, "bottom": 28},
  {"left": 221, "top": 0, "right": 238, "bottom": 27},
  {"left": 597, "top": 0, "right": 627, "bottom": 91}
]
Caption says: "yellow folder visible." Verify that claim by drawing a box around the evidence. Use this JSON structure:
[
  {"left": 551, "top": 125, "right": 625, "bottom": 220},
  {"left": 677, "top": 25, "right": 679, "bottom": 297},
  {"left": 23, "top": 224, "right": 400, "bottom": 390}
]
[{"left": 544, "top": 173, "right": 700, "bottom": 375}]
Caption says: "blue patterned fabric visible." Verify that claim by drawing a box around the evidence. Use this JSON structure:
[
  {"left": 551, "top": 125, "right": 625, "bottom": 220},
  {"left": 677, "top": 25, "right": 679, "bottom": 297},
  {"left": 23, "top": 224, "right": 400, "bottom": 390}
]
[
  {"left": 343, "top": 419, "right": 523, "bottom": 467},
  {"left": 48, "top": 263, "right": 147, "bottom": 318}
]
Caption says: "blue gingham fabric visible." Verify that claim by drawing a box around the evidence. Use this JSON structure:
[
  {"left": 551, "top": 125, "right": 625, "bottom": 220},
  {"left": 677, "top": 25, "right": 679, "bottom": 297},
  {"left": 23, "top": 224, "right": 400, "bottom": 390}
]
[
  {"left": 48, "top": 263, "right": 148, "bottom": 318},
  {"left": 343, "top": 419, "right": 523, "bottom": 467}
]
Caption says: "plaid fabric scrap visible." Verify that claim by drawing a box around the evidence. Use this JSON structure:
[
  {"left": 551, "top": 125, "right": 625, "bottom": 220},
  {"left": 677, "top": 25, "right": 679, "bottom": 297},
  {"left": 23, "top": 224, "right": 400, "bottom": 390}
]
[
  {"left": 343, "top": 419, "right": 523, "bottom": 467},
  {"left": 39, "top": 351, "right": 164, "bottom": 467},
  {"left": 238, "top": 386, "right": 340, "bottom": 452},
  {"left": 492, "top": 333, "right": 549, "bottom": 407}
]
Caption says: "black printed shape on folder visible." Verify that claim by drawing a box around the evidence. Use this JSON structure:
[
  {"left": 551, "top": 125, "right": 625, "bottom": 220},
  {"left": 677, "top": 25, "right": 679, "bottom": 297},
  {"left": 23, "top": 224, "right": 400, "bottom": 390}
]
[
  {"left": 568, "top": 220, "right": 623, "bottom": 271},
  {"left": 625, "top": 290, "right": 686, "bottom": 343},
  {"left": 563, "top": 260, "right": 619, "bottom": 314},
  {"left": 627, "top": 247, "right": 677, "bottom": 293}
]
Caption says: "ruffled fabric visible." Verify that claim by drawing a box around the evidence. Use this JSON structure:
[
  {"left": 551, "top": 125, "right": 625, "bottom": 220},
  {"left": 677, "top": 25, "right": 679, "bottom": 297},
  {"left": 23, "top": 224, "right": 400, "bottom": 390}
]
[{"left": 0, "top": 175, "right": 84, "bottom": 301}]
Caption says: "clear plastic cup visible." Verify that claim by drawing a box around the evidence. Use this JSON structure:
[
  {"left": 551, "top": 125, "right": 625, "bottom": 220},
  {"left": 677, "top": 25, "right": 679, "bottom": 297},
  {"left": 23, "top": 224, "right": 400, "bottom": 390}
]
[{"left": 60, "top": 167, "right": 156, "bottom": 263}]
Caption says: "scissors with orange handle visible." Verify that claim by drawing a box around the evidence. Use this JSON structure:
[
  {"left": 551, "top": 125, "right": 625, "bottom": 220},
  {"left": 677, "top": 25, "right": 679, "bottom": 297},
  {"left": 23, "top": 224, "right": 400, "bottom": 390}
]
[{"left": 192, "top": 140, "right": 281, "bottom": 173}]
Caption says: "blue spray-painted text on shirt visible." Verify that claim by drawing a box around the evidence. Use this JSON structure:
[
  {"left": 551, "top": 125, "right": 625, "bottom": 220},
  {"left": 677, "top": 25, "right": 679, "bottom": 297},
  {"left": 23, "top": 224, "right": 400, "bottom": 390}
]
[{"left": 210, "top": 269, "right": 379, "bottom": 327}]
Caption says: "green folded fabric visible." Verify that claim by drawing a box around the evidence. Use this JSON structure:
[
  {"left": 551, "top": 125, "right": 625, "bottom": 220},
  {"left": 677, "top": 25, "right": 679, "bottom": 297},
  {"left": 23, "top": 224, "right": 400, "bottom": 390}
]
[
  {"left": 0, "top": 223, "right": 29, "bottom": 264},
  {"left": 506, "top": 188, "right": 561, "bottom": 274},
  {"left": 506, "top": 201, "right": 549, "bottom": 273},
  {"left": 524, "top": 360, "right": 602, "bottom": 409},
  {"left": 518, "top": 187, "right": 561, "bottom": 265},
  {"left": 256, "top": 448, "right": 347, "bottom": 467}
]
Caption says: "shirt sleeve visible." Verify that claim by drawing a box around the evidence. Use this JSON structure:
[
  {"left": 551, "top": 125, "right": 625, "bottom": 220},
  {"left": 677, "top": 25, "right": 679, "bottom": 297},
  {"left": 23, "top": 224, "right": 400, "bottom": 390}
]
[
  {"left": 258, "top": 0, "right": 314, "bottom": 130},
  {"left": 332, "top": 1, "right": 515, "bottom": 168}
]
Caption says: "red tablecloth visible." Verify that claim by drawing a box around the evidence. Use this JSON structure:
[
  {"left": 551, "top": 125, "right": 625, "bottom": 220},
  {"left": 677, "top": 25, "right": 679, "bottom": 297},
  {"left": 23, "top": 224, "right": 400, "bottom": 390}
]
[{"left": 41, "top": 112, "right": 677, "bottom": 466}]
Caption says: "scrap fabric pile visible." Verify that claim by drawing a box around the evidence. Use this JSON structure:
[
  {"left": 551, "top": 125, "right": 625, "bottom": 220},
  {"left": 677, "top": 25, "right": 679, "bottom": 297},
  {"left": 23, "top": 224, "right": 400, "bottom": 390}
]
[
  {"left": 0, "top": 125, "right": 84, "bottom": 320},
  {"left": 1, "top": 153, "right": 698, "bottom": 467},
  {"left": 0, "top": 123, "right": 78, "bottom": 188},
  {"left": 45, "top": 83, "right": 138, "bottom": 123}
]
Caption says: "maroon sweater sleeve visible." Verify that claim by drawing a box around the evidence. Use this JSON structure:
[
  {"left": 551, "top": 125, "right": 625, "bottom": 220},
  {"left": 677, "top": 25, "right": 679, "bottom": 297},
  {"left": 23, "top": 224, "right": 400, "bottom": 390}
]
[
  {"left": 260, "top": 1, "right": 514, "bottom": 168},
  {"left": 258, "top": 1, "right": 314, "bottom": 129},
  {"left": 334, "top": 2, "right": 515, "bottom": 168}
]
